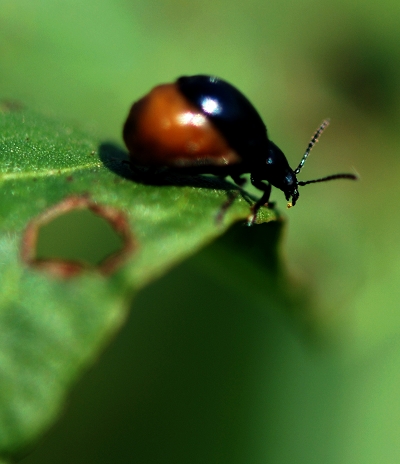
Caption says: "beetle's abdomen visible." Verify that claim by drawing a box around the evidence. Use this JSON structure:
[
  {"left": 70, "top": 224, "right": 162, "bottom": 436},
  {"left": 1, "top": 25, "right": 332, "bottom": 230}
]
[{"left": 123, "top": 83, "right": 240, "bottom": 168}]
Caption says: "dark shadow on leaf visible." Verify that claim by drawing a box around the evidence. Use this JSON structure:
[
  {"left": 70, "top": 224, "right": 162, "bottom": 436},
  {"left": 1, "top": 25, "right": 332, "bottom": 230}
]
[{"left": 98, "top": 142, "right": 256, "bottom": 202}]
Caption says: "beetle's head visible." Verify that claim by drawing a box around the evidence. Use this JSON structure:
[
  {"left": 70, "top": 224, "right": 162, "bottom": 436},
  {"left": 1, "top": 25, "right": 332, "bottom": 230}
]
[
  {"left": 263, "top": 142, "right": 300, "bottom": 207},
  {"left": 282, "top": 171, "right": 299, "bottom": 208}
]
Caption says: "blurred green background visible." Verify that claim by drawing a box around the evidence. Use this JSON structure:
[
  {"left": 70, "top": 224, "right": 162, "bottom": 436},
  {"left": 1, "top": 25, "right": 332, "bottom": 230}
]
[{"left": 2, "top": 0, "right": 400, "bottom": 462}]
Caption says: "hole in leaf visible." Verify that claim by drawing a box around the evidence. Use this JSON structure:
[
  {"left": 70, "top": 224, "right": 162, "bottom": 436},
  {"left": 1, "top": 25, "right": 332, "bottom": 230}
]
[
  {"left": 22, "top": 196, "right": 136, "bottom": 278},
  {"left": 36, "top": 209, "right": 125, "bottom": 266}
]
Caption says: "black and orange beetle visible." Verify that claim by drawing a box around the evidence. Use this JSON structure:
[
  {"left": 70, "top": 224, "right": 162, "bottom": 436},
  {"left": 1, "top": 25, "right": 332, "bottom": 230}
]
[{"left": 123, "top": 75, "right": 356, "bottom": 214}]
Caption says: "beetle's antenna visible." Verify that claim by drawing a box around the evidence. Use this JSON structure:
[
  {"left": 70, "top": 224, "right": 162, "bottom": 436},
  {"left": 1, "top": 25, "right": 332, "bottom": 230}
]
[
  {"left": 294, "top": 119, "right": 330, "bottom": 175},
  {"left": 298, "top": 173, "right": 358, "bottom": 186}
]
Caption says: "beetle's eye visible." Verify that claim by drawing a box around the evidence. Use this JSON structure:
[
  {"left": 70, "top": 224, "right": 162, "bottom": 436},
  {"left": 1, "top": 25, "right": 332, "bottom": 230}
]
[
  {"left": 285, "top": 173, "right": 294, "bottom": 185},
  {"left": 266, "top": 157, "right": 273, "bottom": 165}
]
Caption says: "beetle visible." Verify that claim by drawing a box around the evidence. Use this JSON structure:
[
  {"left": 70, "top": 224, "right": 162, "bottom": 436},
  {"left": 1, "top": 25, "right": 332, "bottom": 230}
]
[{"left": 123, "top": 75, "right": 357, "bottom": 216}]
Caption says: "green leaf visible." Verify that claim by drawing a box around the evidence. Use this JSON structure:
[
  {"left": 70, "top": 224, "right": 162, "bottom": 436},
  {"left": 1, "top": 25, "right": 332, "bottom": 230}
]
[{"left": 0, "top": 106, "right": 278, "bottom": 456}]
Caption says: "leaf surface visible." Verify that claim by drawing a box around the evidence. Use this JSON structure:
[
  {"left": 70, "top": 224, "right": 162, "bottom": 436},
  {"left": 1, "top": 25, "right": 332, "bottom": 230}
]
[{"left": 0, "top": 107, "right": 278, "bottom": 455}]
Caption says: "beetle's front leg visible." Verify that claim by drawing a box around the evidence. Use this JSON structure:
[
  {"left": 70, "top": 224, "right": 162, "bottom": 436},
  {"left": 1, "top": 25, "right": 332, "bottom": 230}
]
[
  {"left": 215, "top": 175, "right": 245, "bottom": 224},
  {"left": 248, "top": 175, "right": 272, "bottom": 224},
  {"left": 231, "top": 174, "right": 247, "bottom": 188}
]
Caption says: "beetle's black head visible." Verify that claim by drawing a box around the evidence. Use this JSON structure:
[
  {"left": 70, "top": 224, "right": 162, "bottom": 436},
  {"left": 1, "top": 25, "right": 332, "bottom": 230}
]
[
  {"left": 282, "top": 173, "right": 299, "bottom": 208},
  {"left": 262, "top": 141, "right": 300, "bottom": 207}
]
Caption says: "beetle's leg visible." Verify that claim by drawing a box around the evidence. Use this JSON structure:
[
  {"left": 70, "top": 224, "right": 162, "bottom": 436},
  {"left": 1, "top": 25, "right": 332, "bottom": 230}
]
[
  {"left": 250, "top": 176, "right": 272, "bottom": 203},
  {"left": 231, "top": 174, "right": 247, "bottom": 187},
  {"left": 248, "top": 176, "right": 272, "bottom": 224},
  {"left": 215, "top": 175, "right": 244, "bottom": 224}
]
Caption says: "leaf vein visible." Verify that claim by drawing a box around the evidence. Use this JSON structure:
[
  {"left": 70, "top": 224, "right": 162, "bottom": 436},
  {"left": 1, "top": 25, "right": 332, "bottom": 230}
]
[{"left": 0, "top": 162, "right": 101, "bottom": 182}]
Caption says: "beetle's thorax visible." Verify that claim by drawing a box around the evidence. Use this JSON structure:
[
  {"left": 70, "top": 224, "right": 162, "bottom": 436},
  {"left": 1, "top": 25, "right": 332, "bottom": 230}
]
[
  {"left": 262, "top": 141, "right": 293, "bottom": 184},
  {"left": 257, "top": 140, "right": 299, "bottom": 205}
]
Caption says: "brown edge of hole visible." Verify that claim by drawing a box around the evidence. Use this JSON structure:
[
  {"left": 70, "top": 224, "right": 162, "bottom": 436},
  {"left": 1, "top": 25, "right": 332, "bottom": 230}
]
[
  {"left": 21, "top": 195, "right": 137, "bottom": 279},
  {"left": 0, "top": 99, "right": 25, "bottom": 113}
]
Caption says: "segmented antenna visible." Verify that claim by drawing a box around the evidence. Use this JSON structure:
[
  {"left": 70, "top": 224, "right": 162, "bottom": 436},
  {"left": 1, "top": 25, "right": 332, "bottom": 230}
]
[
  {"left": 298, "top": 173, "right": 357, "bottom": 186},
  {"left": 294, "top": 119, "right": 330, "bottom": 175},
  {"left": 286, "top": 120, "right": 358, "bottom": 208}
]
